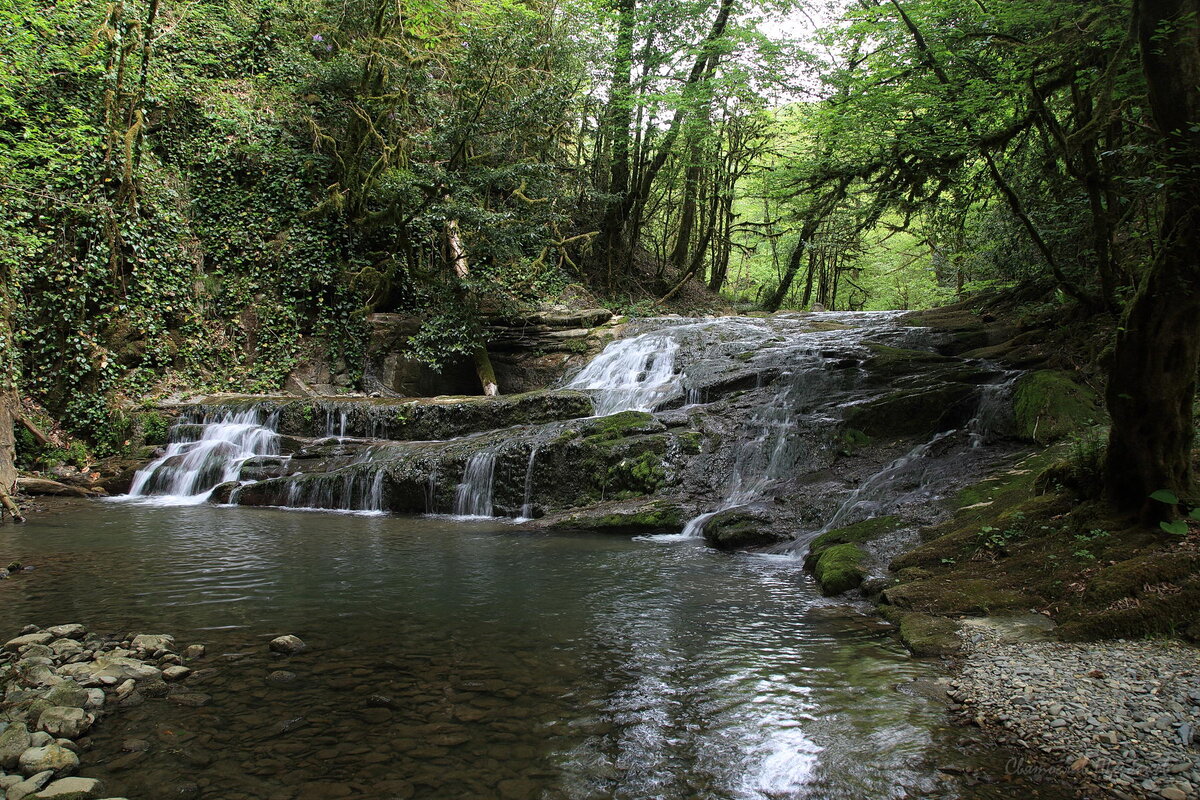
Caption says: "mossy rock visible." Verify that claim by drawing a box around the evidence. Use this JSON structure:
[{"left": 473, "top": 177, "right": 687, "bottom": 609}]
[
  {"left": 1012, "top": 370, "right": 1101, "bottom": 444},
  {"left": 701, "top": 508, "right": 787, "bottom": 551},
  {"left": 813, "top": 543, "right": 866, "bottom": 596},
  {"left": 549, "top": 500, "right": 684, "bottom": 533},
  {"left": 881, "top": 577, "right": 1029, "bottom": 614},
  {"left": 804, "top": 515, "right": 902, "bottom": 570},
  {"left": 579, "top": 411, "right": 664, "bottom": 444},
  {"left": 1083, "top": 551, "right": 1200, "bottom": 604},
  {"left": 893, "top": 611, "right": 962, "bottom": 657}
]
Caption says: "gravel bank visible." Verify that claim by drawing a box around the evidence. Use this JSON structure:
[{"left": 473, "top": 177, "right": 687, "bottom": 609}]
[{"left": 949, "top": 624, "right": 1200, "bottom": 799}]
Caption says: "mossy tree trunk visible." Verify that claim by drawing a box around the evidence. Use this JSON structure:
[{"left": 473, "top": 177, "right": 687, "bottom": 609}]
[{"left": 1104, "top": 0, "right": 1200, "bottom": 518}]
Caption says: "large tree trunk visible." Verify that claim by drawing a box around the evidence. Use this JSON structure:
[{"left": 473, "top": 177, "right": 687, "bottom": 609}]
[
  {"left": 1103, "top": 0, "right": 1200, "bottom": 516},
  {"left": 445, "top": 215, "right": 499, "bottom": 397}
]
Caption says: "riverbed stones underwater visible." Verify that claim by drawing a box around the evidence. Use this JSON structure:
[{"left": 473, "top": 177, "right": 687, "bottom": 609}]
[{"left": 0, "top": 623, "right": 205, "bottom": 800}]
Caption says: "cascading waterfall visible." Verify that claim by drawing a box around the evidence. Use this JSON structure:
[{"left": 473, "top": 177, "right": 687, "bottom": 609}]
[
  {"left": 967, "top": 372, "right": 1019, "bottom": 448},
  {"left": 519, "top": 446, "right": 540, "bottom": 520},
  {"left": 283, "top": 466, "right": 386, "bottom": 514},
  {"left": 453, "top": 452, "right": 497, "bottom": 517},
  {"left": 565, "top": 333, "right": 683, "bottom": 416},
  {"left": 126, "top": 409, "right": 280, "bottom": 504}
]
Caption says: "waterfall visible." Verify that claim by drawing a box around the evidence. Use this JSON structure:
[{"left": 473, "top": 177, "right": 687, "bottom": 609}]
[
  {"left": 126, "top": 409, "right": 279, "bottom": 504},
  {"left": 565, "top": 333, "right": 682, "bottom": 416},
  {"left": 679, "top": 371, "right": 806, "bottom": 538},
  {"left": 819, "top": 430, "right": 954, "bottom": 534},
  {"left": 453, "top": 453, "right": 497, "bottom": 517},
  {"left": 519, "top": 446, "right": 539, "bottom": 520},
  {"left": 282, "top": 465, "right": 386, "bottom": 514},
  {"left": 967, "top": 373, "right": 1019, "bottom": 448},
  {"left": 325, "top": 408, "right": 349, "bottom": 439}
]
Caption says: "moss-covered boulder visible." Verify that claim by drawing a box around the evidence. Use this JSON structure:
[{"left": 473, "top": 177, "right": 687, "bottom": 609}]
[
  {"left": 879, "top": 607, "right": 962, "bottom": 656},
  {"left": 544, "top": 499, "right": 684, "bottom": 533},
  {"left": 700, "top": 508, "right": 787, "bottom": 551},
  {"left": 804, "top": 516, "right": 902, "bottom": 571},
  {"left": 881, "top": 577, "right": 1028, "bottom": 614},
  {"left": 1011, "top": 370, "right": 1101, "bottom": 444},
  {"left": 812, "top": 543, "right": 866, "bottom": 596}
]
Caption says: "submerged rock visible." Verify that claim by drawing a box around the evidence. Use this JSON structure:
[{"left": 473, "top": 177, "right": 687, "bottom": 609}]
[
  {"left": 27, "top": 776, "right": 107, "bottom": 800},
  {"left": 269, "top": 635, "right": 307, "bottom": 655}
]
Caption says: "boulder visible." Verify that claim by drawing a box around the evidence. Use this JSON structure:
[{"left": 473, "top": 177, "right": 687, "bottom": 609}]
[
  {"left": 812, "top": 544, "right": 866, "bottom": 596},
  {"left": 700, "top": 508, "right": 788, "bottom": 551},
  {"left": 18, "top": 744, "right": 79, "bottom": 778},
  {"left": 269, "top": 635, "right": 306, "bottom": 655},
  {"left": 6, "top": 770, "right": 54, "bottom": 800},
  {"left": 130, "top": 634, "right": 175, "bottom": 654},
  {"left": 4, "top": 633, "right": 55, "bottom": 651},
  {"left": 36, "top": 707, "right": 92, "bottom": 740},
  {"left": 161, "top": 665, "right": 190, "bottom": 682},
  {"left": 43, "top": 626, "right": 87, "bottom": 641},
  {"left": 42, "top": 680, "right": 90, "bottom": 709},
  {"left": 29, "top": 777, "right": 106, "bottom": 800},
  {"left": 0, "top": 720, "right": 31, "bottom": 769}
]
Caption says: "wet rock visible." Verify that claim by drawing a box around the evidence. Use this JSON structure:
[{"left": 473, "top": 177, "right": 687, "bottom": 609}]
[
  {"left": 35, "top": 708, "right": 92, "bottom": 740},
  {"left": 130, "top": 634, "right": 175, "bottom": 655},
  {"left": 183, "top": 644, "right": 206, "bottom": 660},
  {"left": 166, "top": 691, "right": 211, "bottom": 708},
  {"left": 5, "top": 633, "right": 55, "bottom": 651},
  {"left": 266, "top": 670, "right": 297, "bottom": 686},
  {"left": 812, "top": 543, "right": 866, "bottom": 596},
  {"left": 6, "top": 770, "right": 54, "bottom": 800},
  {"left": 29, "top": 733, "right": 53, "bottom": 748},
  {"left": 700, "top": 508, "right": 787, "bottom": 551},
  {"left": 27, "top": 776, "right": 106, "bottom": 799},
  {"left": 161, "top": 665, "right": 191, "bottom": 682},
  {"left": 17, "top": 744, "right": 79, "bottom": 777},
  {"left": 0, "top": 720, "right": 31, "bottom": 769},
  {"left": 42, "top": 681, "right": 89, "bottom": 710},
  {"left": 269, "top": 635, "right": 307, "bottom": 655},
  {"left": 139, "top": 679, "right": 169, "bottom": 699},
  {"left": 43, "top": 626, "right": 87, "bottom": 642}
]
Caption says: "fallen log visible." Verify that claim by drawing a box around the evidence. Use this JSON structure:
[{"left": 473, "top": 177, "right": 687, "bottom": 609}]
[
  {"left": 15, "top": 477, "right": 91, "bottom": 498},
  {"left": 0, "top": 484, "right": 24, "bottom": 522}
]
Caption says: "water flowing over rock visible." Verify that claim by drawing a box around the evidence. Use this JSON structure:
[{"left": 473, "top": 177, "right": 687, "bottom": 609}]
[{"left": 119, "top": 312, "right": 1020, "bottom": 551}]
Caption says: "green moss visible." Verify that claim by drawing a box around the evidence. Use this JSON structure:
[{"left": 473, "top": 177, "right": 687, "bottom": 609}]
[
  {"left": 675, "top": 431, "right": 703, "bottom": 454},
  {"left": 814, "top": 543, "right": 866, "bottom": 596},
  {"left": 807, "top": 515, "right": 901, "bottom": 566},
  {"left": 591, "top": 505, "right": 683, "bottom": 530},
  {"left": 882, "top": 578, "right": 1029, "bottom": 614},
  {"left": 606, "top": 450, "right": 665, "bottom": 495},
  {"left": 700, "top": 508, "right": 786, "bottom": 550},
  {"left": 1012, "top": 370, "right": 1101, "bottom": 444},
  {"left": 838, "top": 427, "right": 871, "bottom": 454},
  {"left": 582, "top": 411, "right": 661, "bottom": 444},
  {"left": 895, "top": 612, "right": 962, "bottom": 657}
]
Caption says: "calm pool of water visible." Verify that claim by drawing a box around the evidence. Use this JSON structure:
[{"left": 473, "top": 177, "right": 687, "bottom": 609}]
[{"left": 0, "top": 501, "right": 1070, "bottom": 799}]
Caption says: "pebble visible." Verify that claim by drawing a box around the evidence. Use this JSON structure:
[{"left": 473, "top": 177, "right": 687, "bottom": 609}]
[{"left": 952, "top": 630, "right": 1200, "bottom": 797}]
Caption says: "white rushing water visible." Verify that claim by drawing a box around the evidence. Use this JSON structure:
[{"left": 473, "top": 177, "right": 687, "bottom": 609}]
[
  {"left": 125, "top": 409, "right": 280, "bottom": 505},
  {"left": 565, "top": 333, "right": 683, "bottom": 416},
  {"left": 453, "top": 452, "right": 497, "bottom": 517}
]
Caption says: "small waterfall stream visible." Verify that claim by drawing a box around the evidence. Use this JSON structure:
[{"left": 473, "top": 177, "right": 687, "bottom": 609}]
[
  {"left": 453, "top": 452, "right": 498, "bottom": 517},
  {"left": 126, "top": 409, "right": 281, "bottom": 504},
  {"left": 564, "top": 332, "right": 683, "bottom": 415}
]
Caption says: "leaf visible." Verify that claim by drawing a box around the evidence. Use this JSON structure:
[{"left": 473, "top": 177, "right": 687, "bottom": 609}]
[
  {"left": 1189, "top": 508, "right": 1200, "bottom": 521},
  {"left": 1149, "top": 489, "right": 1179, "bottom": 504},
  {"left": 1160, "top": 520, "right": 1188, "bottom": 536}
]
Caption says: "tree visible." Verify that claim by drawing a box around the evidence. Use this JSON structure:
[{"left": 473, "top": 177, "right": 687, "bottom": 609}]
[{"left": 1103, "top": 0, "right": 1200, "bottom": 516}]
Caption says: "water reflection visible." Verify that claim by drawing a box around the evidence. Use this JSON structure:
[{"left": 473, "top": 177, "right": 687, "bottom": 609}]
[{"left": 0, "top": 503, "right": 1065, "bottom": 799}]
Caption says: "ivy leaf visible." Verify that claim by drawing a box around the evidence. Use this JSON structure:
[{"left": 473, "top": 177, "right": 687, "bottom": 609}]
[
  {"left": 1160, "top": 520, "right": 1189, "bottom": 536},
  {"left": 1149, "top": 489, "right": 1179, "bottom": 505}
]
